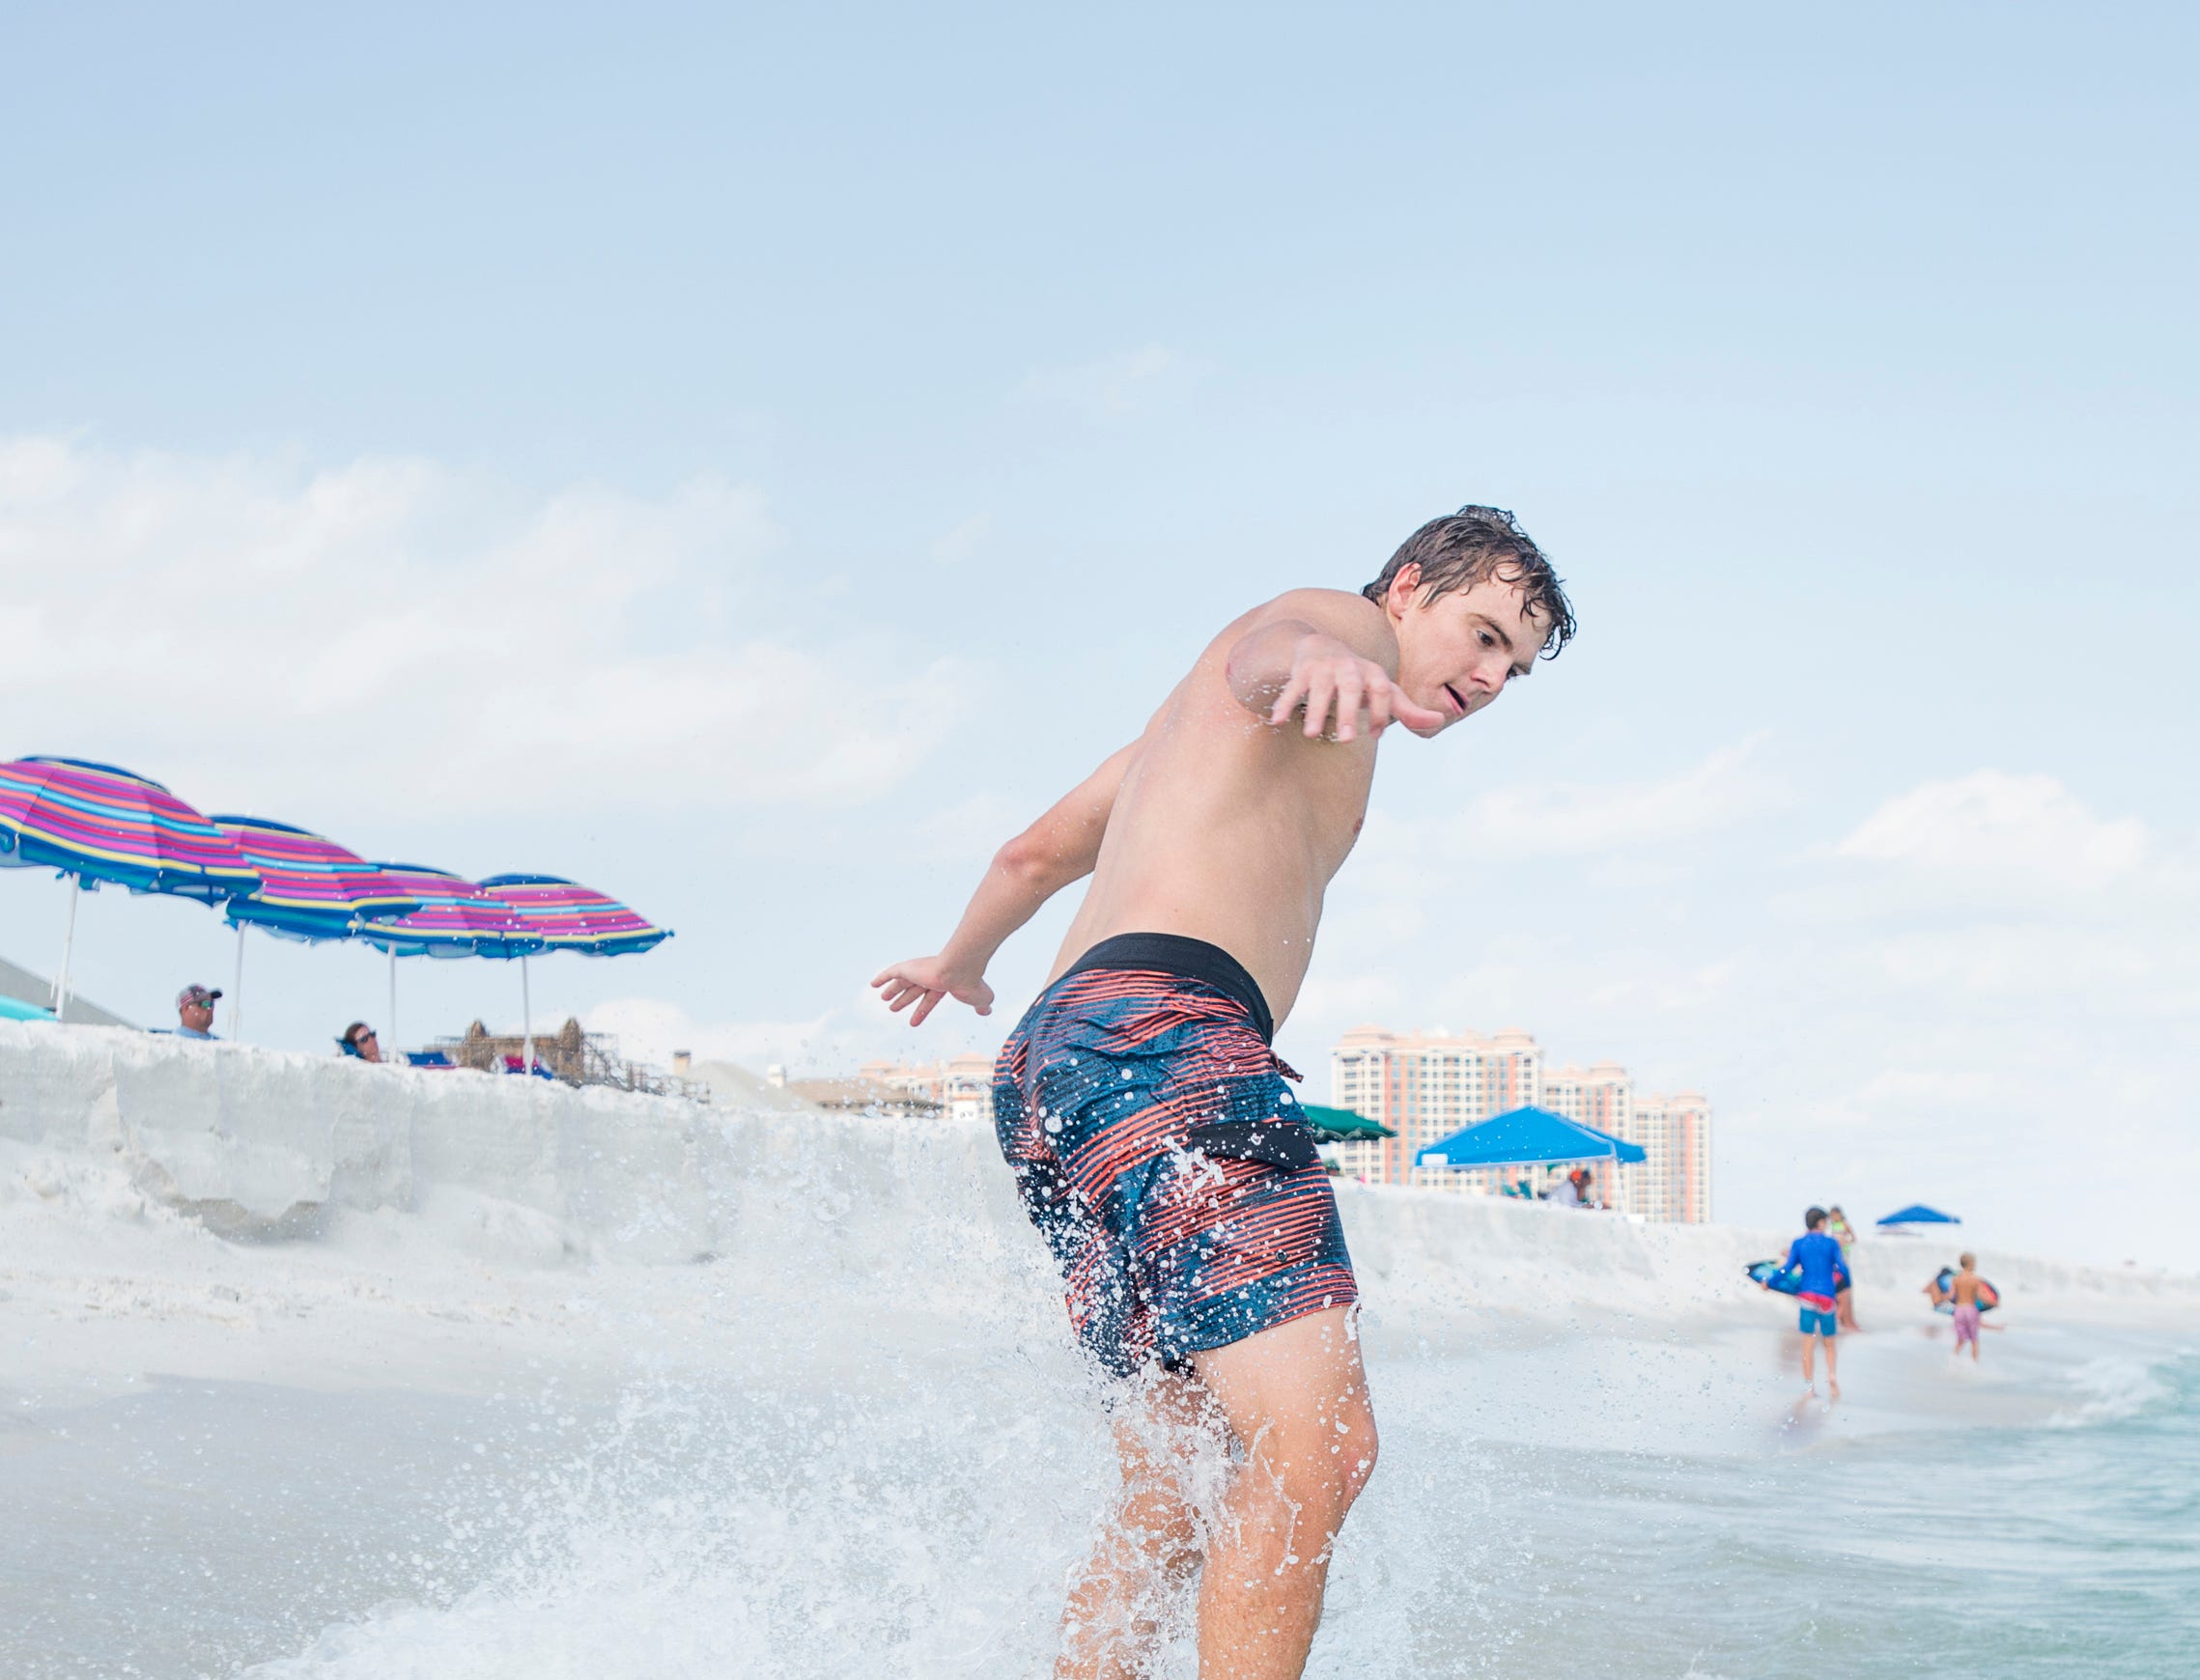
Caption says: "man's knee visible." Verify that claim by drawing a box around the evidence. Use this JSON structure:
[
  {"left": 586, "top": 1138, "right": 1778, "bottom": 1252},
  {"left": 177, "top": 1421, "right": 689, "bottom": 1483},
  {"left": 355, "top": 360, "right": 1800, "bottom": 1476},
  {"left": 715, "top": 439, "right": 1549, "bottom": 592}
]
[
  {"left": 1120, "top": 1479, "right": 1203, "bottom": 1577},
  {"left": 1341, "top": 1414, "right": 1379, "bottom": 1505},
  {"left": 1322, "top": 1407, "right": 1377, "bottom": 1521},
  {"left": 1259, "top": 1407, "right": 1377, "bottom": 1530}
]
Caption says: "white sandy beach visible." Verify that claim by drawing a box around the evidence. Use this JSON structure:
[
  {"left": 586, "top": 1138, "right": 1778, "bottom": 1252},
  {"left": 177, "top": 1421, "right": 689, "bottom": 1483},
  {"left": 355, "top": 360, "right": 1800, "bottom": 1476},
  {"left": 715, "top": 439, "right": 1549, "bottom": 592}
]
[{"left": 5, "top": 1022, "right": 2196, "bottom": 1679}]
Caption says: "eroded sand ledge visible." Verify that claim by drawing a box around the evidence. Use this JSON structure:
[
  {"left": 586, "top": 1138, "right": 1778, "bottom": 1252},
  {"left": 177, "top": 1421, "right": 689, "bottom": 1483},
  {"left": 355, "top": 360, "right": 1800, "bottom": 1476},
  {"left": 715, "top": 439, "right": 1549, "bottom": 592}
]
[{"left": 3, "top": 1021, "right": 2191, "bottom": 1407}]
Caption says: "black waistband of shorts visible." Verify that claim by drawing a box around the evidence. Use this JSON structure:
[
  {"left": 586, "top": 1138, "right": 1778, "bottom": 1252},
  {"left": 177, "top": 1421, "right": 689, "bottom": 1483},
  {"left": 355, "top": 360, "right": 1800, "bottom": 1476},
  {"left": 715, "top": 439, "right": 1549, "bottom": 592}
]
[{"left": 1060, "top": 933, "right": 1275, "bottom": 1044}]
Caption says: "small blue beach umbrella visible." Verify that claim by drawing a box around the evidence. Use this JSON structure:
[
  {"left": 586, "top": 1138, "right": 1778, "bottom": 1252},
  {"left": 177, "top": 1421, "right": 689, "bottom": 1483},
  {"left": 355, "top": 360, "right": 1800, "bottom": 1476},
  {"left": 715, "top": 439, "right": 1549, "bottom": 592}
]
[
  {"left": 1416, "top": 1106, "right": 1650, "bottom": 1170},
  {"left": 1876, "top": 1203, "right": 1960, "bottom": 1230}
]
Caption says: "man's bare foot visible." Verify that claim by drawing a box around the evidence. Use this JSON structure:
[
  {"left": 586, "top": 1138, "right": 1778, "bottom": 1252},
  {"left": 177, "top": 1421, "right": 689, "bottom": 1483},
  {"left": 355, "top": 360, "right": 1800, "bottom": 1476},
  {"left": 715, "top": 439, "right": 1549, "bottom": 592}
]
[{"left": 1827, "top": 1377, "right": 1842, "bottom": 1402}]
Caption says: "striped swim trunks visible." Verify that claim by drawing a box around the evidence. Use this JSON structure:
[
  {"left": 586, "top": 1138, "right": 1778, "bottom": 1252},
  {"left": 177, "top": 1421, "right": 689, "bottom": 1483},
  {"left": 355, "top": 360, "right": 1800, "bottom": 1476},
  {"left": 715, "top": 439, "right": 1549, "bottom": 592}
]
[{"left": 992, "top": 932, "right": 1357, "bottom": 1378}]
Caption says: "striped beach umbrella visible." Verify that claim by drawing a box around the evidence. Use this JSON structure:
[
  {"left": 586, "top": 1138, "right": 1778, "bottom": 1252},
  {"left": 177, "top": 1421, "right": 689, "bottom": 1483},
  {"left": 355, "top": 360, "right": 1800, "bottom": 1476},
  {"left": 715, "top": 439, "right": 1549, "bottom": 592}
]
[
  {"left": 476, "top": 875, "right": 670, "bottom": 957},
  {"left": 350, "top": 864, "right": 543, "bottom": 1054},
  {"left": 353, "top": 864, "right": 540, "bottom": 959},
  {"left": 478, "top": 875, "right": 672, "bottom": 1072},
  {"left": 211, "top": 816, "right": 424, "bottom": 1039},
  {"left": 215, "top": 817, "right": 422, "bottom": 941},
  {"left": 0, "top": 757, "right": 261, "bottom": 1018}
]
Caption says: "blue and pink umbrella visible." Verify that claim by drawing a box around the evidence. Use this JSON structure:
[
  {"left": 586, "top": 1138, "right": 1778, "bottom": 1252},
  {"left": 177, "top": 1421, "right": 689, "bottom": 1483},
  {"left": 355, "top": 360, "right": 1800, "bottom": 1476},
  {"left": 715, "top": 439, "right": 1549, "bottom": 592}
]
[
  {"left": 212, "top": 816, "right": 423, "bottom": 1037},
  {"left": 348, "top": 864, "right": 542, "bottom": 1055},
  {"left": 474, "top": 875, "right": 671, "bottom": 1070},
  {"left": 0, "top": 757, "right": 261, "bottom": 1018}
]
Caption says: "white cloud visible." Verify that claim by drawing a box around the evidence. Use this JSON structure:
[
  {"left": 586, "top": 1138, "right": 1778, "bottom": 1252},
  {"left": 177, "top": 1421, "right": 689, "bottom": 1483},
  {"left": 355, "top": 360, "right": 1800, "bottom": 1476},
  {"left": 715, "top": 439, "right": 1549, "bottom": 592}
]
[
  {"left": 911, "top": 792, "right": 1023, "bottom": 864},
  {"left": 1016, "top": 344, "right": 1188, "bottom": 418},
  {"left": 929, "top": 512, "right": 992, "bottom": 565},
  {"left": 1848, "top": 1065, "right": 2033, "bottom": 1110},
  {"left": 1351, "top": 735, "right": 1781, "bottom": 876},
  {"left": 1452, "top": 734, "right": 1780, "bottom": 858},
  {"left": 1867, "top": 922, "right": 2167, "bottom": 998},
  {"left": 588, "top": 982, "right": 982, "bottom": 1078},
  {"left": 587, "top": 996, "right": 843, "bottom": 1071},
  {"left": 1834, "top": 770, "right": 2148, "bottom": 887},
  {"left": 0, "top": 434, "right": 979, "bottom": 822}
]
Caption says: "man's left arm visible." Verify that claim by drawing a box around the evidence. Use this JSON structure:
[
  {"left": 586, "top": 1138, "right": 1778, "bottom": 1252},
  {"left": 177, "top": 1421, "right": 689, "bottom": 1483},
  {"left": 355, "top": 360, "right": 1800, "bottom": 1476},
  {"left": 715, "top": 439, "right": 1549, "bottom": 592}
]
[{"left": 871, "top": 736, "right": 1142, "bottom": 1026}]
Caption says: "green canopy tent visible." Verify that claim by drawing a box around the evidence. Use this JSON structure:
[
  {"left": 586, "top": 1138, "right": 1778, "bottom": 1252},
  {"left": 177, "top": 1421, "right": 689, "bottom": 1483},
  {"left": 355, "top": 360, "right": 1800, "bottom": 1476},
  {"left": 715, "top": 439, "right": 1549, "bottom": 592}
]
[{"left": 1298, "top": 1103, "right": 1396, "bottom": 1141}]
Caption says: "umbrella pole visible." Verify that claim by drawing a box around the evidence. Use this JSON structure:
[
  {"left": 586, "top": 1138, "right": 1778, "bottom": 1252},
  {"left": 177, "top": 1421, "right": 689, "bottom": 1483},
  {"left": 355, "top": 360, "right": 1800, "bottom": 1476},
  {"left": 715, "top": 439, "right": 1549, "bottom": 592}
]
[
  {"left": 231, "top": 925, "right": 245, "bottom": 1041},
  {"left": 521, "top": 956, "right": 533, "bottom": 1075},
  {"left": 51, "top": 877, "right": 80, "bottom": 1019},
  {"left": 388, "top": 949, "right": 398, "bottom": 1052}
]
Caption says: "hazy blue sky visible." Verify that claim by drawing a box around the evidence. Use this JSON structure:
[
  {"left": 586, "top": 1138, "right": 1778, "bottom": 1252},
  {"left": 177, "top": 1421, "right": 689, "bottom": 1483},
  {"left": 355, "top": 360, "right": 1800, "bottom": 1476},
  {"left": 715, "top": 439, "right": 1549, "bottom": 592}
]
[{"left": 3, "top": 4, "right": 2194, "bottom": 1264}]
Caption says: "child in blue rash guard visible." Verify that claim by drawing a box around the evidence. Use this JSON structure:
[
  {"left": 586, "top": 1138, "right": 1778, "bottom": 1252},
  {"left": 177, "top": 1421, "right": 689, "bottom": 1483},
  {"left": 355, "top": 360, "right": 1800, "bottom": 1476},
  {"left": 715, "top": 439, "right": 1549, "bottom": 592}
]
[{"left": 1784, "top": 1206, "right": 1852, "bottom": 1399}]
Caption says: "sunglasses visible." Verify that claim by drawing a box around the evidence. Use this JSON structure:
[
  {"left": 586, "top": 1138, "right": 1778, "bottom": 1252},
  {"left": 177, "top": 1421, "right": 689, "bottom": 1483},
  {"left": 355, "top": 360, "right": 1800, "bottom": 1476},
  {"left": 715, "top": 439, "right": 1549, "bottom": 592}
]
[{"left": 357, "top": 1029, "right": 379, "bottom": 1042}]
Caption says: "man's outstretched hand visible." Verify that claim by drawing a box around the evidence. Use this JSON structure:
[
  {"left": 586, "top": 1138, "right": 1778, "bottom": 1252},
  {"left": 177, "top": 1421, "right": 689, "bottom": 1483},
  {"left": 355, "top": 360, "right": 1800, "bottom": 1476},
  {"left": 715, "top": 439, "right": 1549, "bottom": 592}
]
[
  {"left": 1267, "top": 634, "right": 1446, "bottom": 741},
  {"left": 871, "top": 956, "right": 996, "bottom": 1027}
]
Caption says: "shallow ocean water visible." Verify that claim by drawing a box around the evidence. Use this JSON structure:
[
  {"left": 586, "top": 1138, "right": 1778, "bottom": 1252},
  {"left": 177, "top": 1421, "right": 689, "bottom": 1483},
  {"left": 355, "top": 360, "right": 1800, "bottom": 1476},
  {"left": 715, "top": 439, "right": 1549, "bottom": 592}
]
[
  {"left": 5, "top": 1038, "right": 2190, "bottom": 1679},
  {"left": 7, "top": 1307, "right": 2193, "bottom": 1679}
]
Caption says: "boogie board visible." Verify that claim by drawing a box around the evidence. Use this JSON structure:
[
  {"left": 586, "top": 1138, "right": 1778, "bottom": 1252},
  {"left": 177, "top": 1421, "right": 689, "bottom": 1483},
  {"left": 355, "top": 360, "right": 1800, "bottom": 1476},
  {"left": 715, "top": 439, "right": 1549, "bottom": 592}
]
[
  {"left": 1931, "top": 1267, "right": 1999, "bottom": 1313},
  {"left": 1747, "top": 1259, "right": 1804, "bottom": 1297}
]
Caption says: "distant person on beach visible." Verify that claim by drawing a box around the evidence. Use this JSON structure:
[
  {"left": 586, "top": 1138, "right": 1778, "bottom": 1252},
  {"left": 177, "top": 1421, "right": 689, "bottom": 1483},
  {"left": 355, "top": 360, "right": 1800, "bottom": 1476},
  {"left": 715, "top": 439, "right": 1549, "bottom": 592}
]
[
  {"left": 1828, "top": 1205, "right": 1860, "bottom": 1330},
  {"left": 1547, "top": 1169, "right": 1582, "bottom": 1208},
  {"left": 1946, "top": 1252, "right": 1988, "bottom": 1362},
  {"left": 337, "top": 1022, "right": 385, "bottom": 1062},
  {"left": 174, "top": 983, "right": 221, "bottom": 1040},
  {"left": 874, "top": 506, "right": 1573, "bottom": 1680},
  {"left": 1783, "top": 1206, "right": 1851, "bottom": 1401}
]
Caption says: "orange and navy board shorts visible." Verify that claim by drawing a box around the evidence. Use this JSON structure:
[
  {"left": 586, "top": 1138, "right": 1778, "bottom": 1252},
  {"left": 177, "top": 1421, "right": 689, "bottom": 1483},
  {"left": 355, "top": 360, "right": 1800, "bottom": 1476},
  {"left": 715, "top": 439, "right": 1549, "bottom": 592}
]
[{"left": 992, "top": 933, "right": 1357, "bottom": 1379}]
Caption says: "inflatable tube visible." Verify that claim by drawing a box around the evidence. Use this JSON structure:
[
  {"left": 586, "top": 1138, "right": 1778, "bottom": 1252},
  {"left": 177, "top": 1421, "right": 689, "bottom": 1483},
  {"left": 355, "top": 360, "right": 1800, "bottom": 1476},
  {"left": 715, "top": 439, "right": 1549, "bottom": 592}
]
[{"left": 1931, "top": 1267, "right": 2000, "bottom": 1313}]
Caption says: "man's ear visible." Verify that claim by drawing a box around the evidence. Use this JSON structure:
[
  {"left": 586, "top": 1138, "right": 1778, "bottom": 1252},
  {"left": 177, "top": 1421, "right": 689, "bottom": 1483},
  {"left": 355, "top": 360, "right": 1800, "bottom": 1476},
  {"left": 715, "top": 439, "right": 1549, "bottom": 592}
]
[{"left": 1386, "top": 561, "right": 1423, "bottom": 615}]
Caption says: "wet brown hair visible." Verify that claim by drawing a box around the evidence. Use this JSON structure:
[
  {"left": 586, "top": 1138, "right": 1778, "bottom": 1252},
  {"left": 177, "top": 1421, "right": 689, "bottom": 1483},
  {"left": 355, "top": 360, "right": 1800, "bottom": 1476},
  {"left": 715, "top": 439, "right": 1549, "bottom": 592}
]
[{"left": 1362, "top": 505, "right": 1576, "bottom": 659}]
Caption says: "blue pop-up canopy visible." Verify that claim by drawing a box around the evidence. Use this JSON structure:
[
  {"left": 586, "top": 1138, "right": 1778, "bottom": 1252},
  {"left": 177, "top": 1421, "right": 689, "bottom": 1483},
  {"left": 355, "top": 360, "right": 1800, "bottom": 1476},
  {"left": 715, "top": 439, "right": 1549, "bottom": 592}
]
[
  {"left": 1417, "top": 1105, "right": 1649, "bottom": 1170},
  {"left": 1877, "top": 1203, "right": 1960, "bottom": 1227}
]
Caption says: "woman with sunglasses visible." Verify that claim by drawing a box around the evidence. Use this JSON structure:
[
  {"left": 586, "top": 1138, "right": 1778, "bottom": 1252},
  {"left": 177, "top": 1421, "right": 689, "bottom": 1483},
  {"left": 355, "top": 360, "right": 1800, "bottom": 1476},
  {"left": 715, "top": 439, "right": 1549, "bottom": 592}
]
[{"left": 337, "top": 1022, "right": 386, "bottom": 1063}]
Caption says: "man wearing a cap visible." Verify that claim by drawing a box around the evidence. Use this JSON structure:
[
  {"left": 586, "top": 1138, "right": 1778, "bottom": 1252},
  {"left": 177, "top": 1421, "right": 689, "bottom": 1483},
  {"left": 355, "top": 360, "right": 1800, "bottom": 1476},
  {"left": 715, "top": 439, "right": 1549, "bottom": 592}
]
[{"left": 175, "top": 984, "right": 222, "bottom": 1040}]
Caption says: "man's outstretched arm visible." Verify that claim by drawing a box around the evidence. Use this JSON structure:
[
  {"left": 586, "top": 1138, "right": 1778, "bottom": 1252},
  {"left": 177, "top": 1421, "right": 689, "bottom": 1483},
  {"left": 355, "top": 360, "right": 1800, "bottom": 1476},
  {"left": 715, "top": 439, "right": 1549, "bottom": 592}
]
[
  {"left": 1221, "top": 590, "right": 1444, "bottom": 742},
  {"left": 872, "top": 738, "right": 1141, "bottom": 1026}
]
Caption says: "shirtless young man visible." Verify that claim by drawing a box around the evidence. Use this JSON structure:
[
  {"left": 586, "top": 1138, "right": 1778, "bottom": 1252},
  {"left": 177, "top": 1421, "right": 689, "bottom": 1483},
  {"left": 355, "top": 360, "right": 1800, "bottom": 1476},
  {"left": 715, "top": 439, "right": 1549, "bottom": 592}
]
[{"left": 873, "top": 507, "right": 1574, "bottom": 1679}]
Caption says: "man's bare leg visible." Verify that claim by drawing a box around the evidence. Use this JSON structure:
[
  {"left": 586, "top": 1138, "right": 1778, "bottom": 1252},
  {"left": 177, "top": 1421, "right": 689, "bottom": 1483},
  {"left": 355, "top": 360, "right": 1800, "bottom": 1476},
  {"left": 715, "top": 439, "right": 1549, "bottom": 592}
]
[
  {"left": 1057, "top": 1370, "right": 1220, "bottom": 1680},
  {"left": 1188, "top": 1306, "right": 1378, "bottom": 1680},
  {"left": 1823, "top": 1334, "right": 1841, "bottom": 1401},
  {"left": 1801, "top": 1333, "right": 1818, "bottom": 1390}
]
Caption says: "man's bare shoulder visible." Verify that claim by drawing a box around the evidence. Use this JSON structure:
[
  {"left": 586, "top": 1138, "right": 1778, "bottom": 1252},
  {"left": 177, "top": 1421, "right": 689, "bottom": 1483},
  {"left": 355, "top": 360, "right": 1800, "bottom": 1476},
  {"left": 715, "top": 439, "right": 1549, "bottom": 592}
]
[{"left": 1236, "top": 587, "right": 1396, "bottom": 662}]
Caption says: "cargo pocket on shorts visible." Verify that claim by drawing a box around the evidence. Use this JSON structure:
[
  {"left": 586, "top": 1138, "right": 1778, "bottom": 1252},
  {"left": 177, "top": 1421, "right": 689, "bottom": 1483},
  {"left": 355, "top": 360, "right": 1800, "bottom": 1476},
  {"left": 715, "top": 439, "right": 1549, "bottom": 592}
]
[{"left": 1180, "top": 1117, "right": 1322, "bottom": 1173}]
